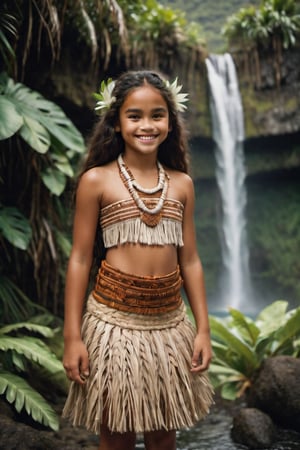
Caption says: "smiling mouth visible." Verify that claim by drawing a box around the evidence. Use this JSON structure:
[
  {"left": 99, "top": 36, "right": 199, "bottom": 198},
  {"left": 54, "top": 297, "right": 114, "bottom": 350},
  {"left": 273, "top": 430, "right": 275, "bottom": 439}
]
[{"left": 136, "top": 135, "right": 157, "bottom": 141}]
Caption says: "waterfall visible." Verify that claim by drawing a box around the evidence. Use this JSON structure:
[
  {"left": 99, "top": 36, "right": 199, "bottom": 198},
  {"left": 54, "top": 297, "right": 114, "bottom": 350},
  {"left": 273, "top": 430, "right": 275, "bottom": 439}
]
[{"left": 205, "top": 53, "right": 251, "bottom": 311}]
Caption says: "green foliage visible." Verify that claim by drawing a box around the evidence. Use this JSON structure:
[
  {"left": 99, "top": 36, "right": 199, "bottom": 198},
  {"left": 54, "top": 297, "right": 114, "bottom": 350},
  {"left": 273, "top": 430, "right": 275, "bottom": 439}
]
[
  {"left": 223, "top": 0, "right": 300, "bottom": 49},
  {"left": 0, "top": 319, "right": 67, "bottom": 430},
  {"left": 0, "top": 73, "right": 85, "bottom": 195},
  {"left": 0, "top": 205, "right": 32, "bottom": 250},
  {"left": 126, "top": 0, "right": 205, "bottom": 67},
  {"left": 161, "top": 0, "right": 261, "bottom": 51},
  {"left": 247, "top": 177, "right": 300, "bottom": 300},
  {"left": 0, "top": 71, "right": 84, "bottom": 316},
  {"left": 209, "top": 301, "right": 300, "bottom": 400},
  {"left": 130, "top": 0, "right": 186, "bottom": 40},
  {"left": 0, "top": 276, "right": 44, "bottom": 324},
  {"left": 0, "top": 7, "right": 17, "bottom": 70},
  {"left": 0, "top": 372, "right": 59, "bottom": 431}
]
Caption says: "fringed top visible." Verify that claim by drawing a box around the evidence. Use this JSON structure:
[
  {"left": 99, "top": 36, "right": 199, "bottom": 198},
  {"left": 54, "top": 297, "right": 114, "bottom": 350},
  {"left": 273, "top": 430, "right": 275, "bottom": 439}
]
[{"left": 100, "top": 198, "right": 184, "bottom": 248}]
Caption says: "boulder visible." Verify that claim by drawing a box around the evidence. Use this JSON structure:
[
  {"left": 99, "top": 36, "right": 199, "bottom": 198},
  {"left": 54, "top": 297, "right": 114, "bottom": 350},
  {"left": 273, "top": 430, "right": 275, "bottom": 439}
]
[
  {"left": 231, "top": 407, "right": 276, "bottom": 449},
  {"left": 248, "top": 356, "right": 300, "bottom": 431}
]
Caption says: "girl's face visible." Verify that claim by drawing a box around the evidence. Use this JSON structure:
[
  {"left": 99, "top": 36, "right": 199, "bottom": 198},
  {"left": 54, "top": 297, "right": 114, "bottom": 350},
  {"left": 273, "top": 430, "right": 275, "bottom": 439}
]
[{"left": 115, "top": 84, "right": 170, "bottom": 157}]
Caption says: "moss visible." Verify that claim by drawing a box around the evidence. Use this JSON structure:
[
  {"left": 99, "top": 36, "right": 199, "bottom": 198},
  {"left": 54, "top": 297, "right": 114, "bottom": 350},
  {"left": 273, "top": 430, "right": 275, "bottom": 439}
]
[
  {"left": 245, "top": 145, "right": 300, "bottom": 175},
  {"left": 284, "top": 96, "right": 298, "bottom": 111},
  {"left": 247, "top": 174, "right": 300, "bottom": 303}
]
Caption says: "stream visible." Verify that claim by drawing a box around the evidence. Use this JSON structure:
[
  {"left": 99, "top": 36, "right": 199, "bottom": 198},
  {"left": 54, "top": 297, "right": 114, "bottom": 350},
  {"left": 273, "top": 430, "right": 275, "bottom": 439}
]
[{"left": 135, "top": 398, "right": 300, "bottom": 450}]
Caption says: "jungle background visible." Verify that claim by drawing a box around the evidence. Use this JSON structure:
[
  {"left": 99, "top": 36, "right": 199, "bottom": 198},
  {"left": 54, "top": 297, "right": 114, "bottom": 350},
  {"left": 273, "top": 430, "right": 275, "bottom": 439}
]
[{"left": 0, "top": 0, "right": 300, "bottom": 439}]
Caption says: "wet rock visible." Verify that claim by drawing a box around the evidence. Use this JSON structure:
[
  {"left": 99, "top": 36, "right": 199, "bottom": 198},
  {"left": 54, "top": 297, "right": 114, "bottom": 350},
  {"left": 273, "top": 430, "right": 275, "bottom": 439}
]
[
  {"left": 231, "top": 407, "right": 276, "bottom": 449},
  {"left": 0, "top": 414, "right": 60, "bottom": 450},
  {"left": 248, "top": 356, "right": 300, "bottom": 432},
  {"left": 0, "top": 397, "right": 98, "bottom": 450}
]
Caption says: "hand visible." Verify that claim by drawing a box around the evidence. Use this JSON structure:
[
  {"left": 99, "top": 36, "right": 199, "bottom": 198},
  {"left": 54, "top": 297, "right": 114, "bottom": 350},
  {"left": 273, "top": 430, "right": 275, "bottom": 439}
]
[
  {"left": 63, "top": 337, "right": 90, "bottom": 385},
  {"left": 190, "top": 331, "right": 212, "bottom": 373}
]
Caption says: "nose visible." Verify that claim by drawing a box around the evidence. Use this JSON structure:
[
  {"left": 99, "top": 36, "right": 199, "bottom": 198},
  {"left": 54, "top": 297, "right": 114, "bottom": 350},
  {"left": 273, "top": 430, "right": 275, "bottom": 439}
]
[{"left": 140, "top": 118, "right": 154, "bottom": 131}]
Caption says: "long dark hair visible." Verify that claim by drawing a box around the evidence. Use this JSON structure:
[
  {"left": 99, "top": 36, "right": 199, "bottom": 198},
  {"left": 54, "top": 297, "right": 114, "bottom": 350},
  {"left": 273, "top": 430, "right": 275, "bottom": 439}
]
[
  {"left": 81, "top": 70, "right": 190, "bottom": 176},
  {"left": 78, "top": 70, "right": 191, "bottom": 272}
]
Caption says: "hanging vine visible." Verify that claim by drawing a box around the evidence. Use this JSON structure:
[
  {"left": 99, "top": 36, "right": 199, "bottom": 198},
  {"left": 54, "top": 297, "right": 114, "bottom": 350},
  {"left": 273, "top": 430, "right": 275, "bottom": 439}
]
[{"left": 222, "top": 0, "right": 300, "bottom": 89}]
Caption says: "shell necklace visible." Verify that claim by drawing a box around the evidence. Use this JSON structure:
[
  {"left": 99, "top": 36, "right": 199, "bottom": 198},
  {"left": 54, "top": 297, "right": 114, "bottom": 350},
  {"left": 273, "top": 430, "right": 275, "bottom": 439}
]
[{"left": 117, "top": 153, "right": 169, "bottom": 227}]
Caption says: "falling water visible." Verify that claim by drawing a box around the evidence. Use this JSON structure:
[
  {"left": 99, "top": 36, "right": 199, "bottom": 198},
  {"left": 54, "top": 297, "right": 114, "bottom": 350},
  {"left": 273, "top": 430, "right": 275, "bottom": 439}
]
[{"left": 205, "top": 53, "right": 251, "bottom": 311}]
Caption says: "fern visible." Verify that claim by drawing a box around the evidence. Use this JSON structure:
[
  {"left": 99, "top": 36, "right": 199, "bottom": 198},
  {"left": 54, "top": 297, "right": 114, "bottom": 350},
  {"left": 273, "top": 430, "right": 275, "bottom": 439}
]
[
  {"left": 0, "top": 371, "right": 59, "bottom": 430},
  {"left": 0, "top": 319, "right": 66, "bottom": 430},
  {"left": 0, "top": 322, "right": 56, "bottom": 337},
  {"left": 0, "top": 336, "right": 64, "bottom": 374}
]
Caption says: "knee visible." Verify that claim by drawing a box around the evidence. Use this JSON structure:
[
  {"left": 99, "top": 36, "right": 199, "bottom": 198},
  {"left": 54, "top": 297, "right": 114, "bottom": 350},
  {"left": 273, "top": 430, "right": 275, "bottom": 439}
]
[
  {"left": 99, "top": 425, "right": 136, "bottom": 450},
  {"left": 144, "top": 429, "right": 176, "bottom": 450}
]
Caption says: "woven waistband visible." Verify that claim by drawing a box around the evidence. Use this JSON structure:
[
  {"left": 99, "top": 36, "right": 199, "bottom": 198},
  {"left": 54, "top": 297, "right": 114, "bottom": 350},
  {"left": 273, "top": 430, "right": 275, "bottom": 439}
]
[{"left": 93, "top": 260, "right": 183, "bottom": 315}]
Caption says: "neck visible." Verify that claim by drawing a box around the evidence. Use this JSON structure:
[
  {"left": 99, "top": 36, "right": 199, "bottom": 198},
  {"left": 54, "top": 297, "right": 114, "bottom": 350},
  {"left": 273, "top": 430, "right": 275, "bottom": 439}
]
[{"left": 122, "top": 152, "right": 158, "bottom": 171}]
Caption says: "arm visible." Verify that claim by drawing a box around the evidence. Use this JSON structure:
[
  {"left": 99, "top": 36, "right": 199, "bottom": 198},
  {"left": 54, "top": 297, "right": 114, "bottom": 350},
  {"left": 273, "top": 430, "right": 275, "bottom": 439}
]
[
  {"left": 178, "top": 175, "right": 212, "bottom": 373},
  {"left": 63, "top": 169, "right": 101, "bottom": 384}
]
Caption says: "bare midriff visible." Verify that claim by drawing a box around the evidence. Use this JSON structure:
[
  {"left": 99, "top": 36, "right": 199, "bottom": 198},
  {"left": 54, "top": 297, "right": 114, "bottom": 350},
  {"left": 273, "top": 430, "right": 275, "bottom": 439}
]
[{"left": 106, "top": 243, "right": 178, "bottom": 277}]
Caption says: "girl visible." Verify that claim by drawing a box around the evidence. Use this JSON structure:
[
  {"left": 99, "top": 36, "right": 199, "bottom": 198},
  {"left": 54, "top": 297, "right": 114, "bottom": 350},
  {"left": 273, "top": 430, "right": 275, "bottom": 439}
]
[{"left": 62, "top": 70, "right": 214, "bottom": 450}]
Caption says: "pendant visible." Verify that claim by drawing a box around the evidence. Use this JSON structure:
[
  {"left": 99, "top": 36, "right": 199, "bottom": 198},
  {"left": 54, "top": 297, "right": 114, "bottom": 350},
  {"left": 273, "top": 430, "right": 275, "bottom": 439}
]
[{"left": 140, "top": 211, "right": 162, "bottom": 227}]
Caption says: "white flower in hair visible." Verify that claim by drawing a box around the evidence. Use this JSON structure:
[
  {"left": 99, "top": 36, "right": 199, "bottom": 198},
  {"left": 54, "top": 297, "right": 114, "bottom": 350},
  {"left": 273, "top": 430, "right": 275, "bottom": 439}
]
[
  {"left": 165, "top": 77, "right": 189, "bottom": 112},
  {"left": 94, "top": 78, "right": 116, "bottom": 114}
]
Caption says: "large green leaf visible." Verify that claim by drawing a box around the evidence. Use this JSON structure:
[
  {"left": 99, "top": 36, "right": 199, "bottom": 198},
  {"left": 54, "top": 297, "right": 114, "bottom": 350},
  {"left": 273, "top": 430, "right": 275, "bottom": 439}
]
[
  {"left": 209, "top": 301, "right": 300, "bottom": 401},
  {"left": 229, "top": 308, "right": 260, "bottom": 346},
  {"left": 0, "top": 322, "right": 55, "bottom": 338},
  {"left": 211, "top": 341, "right": 248, "bottom": 373},
  {"left": 209, "top": 362, "right": 242, "bottom": 376},
  {"left": 19, "top": 116, "right": 50, "bottom": 153},
  {"left": 273, "top": 307, "right": 300, "bottom": 354},
  {"left": 41, "top": 167, "right": 67, "bottom": 196},
  {"left": 0, "top": 371, "right": 59, "bottom": 430},
  {"left": 52, "top": 152, "right": 74, "bottom": 177},
  {"left": 54, "top": 229, "right": 72, "bottom": 258},
  {"left": 3, "top": 76, "right": 85, "bottom": 153},
  {"left": 0, "top": 336, "right": 64, "bottom": 374},
  {"left": 209, "top": 316, "right": 258, "bottom": 369},
  {"left": 221, "top": 381, "right": 241, "bottom": 400},
  {"left": 0, "top": 206, "right": 32, "bottom": 249},
  {"left": 256, "top": 300, "right": 289, "bottom": 337},
  {"left": 0, "top": 97, "right": 23, "bottom": 139}
]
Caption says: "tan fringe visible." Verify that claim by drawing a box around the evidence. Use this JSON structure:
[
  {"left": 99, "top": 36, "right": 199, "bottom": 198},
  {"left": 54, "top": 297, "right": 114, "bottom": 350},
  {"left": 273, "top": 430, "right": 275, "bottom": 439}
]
[
  {"left": 102, "top": 217, "right": 184, "bottom": 248},
  {"left": 62, "top": 296, "right": 214, "bottom": 434}
]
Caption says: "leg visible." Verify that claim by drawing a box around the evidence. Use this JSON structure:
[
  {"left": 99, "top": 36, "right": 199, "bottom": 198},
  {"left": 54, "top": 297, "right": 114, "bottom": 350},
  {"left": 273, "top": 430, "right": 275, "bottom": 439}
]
[
  {"left": 144, "top": 429, "right": 176, "bottom": 450},
  {"left": 98, "top": 425, "right": 136, "bottom": 450}
]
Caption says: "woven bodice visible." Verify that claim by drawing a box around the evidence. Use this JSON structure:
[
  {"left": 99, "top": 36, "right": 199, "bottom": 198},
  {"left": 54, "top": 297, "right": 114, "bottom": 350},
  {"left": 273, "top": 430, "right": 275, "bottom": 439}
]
[{"left": 100, "top": 197, "right": 184, "bottom": 248}]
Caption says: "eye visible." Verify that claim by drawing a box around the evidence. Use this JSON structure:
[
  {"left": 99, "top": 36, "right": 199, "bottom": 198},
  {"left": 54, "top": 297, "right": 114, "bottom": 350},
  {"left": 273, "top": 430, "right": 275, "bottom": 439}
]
[
  {"left": 127, "top": 114, "right": 140, "bottom": 120},
  {"left": 152, "top": 112, "right": 164, "bottom": 120}
]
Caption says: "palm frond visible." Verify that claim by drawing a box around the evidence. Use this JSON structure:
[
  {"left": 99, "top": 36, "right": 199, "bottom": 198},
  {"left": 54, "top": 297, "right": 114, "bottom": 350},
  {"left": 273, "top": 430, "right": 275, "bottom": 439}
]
[
  {"left": 0, "top": 335, "right": 64, "bottom": 375},
  {"left": 0, "top": 371, "right": 59, "bottom": 431}
]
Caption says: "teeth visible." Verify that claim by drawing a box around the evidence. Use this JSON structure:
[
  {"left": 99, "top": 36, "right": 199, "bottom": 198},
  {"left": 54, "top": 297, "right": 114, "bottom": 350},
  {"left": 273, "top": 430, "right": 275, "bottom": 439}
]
[{"left": 138, "top": 135, "right": 155, "bottom": 140}]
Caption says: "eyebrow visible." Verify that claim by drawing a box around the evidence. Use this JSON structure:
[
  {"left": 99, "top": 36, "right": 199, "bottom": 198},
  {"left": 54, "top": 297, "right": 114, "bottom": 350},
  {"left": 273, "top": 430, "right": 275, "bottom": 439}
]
[{"left": 124, "top": 107, "right": 168, "bottom": 114}]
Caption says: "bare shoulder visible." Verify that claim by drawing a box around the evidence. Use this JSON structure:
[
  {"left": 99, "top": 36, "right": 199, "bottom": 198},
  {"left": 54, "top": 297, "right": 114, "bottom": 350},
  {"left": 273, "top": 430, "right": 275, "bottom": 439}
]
[
  {"left": 166, "top": 168, "right": 194, "bottom": 202},
  {"left": 79, "top": 161, "right": 115, "bottom": 189},
  {"left": 80, "top": 162, "right": 112, "bottom": 184}
]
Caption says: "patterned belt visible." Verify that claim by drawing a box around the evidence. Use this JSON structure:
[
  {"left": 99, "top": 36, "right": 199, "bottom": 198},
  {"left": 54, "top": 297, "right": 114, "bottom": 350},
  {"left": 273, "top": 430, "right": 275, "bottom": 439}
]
[{"left": 93, "top": 260, "right": 183, "bottom": 315}]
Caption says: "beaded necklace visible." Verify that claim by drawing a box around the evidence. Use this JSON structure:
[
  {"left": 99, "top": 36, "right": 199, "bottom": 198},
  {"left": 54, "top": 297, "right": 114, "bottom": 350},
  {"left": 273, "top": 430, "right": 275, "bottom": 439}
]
[{"left": 117, "top": 154, "right": 169, "bottom": 227}]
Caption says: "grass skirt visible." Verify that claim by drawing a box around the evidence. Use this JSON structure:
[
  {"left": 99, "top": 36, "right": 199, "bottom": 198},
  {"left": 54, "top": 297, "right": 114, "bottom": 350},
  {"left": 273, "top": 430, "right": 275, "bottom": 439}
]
[{"left": 62, "top": 264, "right": 214, "bottom": 434}]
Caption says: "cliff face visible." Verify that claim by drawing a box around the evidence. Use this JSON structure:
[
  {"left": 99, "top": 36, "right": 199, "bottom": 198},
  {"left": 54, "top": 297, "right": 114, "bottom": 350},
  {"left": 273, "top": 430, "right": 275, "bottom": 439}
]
[
  {"left": 235, "top": 47, "right": 300, "bottom": 138},
  {"left": 34, "top": 41, "right": 300, "bottom": 142},
  {"left": 184, "top": 46, "right": 300, "bottom": 140},
  {"left": 186, "top": 46, "right": 300, "bottom": 309}
]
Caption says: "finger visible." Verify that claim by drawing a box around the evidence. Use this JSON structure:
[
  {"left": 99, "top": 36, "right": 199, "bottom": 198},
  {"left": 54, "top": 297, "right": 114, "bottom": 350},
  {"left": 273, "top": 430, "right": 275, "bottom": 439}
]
[
  {"left": 191, "top": 355, "right": 211, "bottom": 373},
  {"left": 64, "top": 364, "right": 86, "bottom": 385},
  {"left": 68, "top": 370, "right": 87, "bottom": 385},
  {"left": 80, "top": 356, "right": 90, "bottom": 380},
  {"left": 191, "top": 350, "right": 201, "bottom": 369}
]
